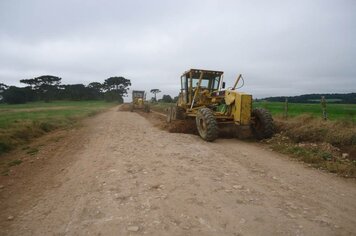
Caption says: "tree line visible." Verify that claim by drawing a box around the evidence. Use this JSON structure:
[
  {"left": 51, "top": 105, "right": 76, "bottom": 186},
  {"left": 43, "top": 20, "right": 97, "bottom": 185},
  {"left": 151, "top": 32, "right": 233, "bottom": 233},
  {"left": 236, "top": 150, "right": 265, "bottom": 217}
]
[
  {"left": 0, "top": 75, "right": 131, "bottom": 104},
  {"left": 148, "top": 89, "right": 178, "bottom": 103},
  {"left": 257, "top": 93, "right": 356, "bottom": 104}
]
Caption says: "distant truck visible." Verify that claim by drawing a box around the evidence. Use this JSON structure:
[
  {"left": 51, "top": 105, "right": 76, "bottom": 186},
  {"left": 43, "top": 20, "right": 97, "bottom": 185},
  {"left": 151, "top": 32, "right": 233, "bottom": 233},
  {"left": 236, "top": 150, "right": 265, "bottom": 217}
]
[{"left": 131, "top": 90, "right": 150, "bottom": 112}]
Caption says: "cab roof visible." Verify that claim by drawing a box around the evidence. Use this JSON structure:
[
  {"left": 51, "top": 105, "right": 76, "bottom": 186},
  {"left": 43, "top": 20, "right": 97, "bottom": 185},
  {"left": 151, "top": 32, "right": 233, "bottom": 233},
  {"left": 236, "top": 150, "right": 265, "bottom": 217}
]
[{"left": 182, "top": 69, "right": 224, "bottom": 78}]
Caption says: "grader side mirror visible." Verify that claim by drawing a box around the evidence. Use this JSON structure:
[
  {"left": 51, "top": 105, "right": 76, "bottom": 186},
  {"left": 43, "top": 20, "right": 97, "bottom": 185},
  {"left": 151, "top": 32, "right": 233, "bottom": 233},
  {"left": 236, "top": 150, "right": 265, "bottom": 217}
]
[{"left": 222, "top": 82, "right": 226, "bottom": 89}]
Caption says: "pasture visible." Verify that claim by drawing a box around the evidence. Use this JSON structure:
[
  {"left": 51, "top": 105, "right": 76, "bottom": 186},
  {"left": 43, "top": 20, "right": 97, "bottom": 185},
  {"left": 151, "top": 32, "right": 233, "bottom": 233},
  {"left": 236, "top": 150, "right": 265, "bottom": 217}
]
[
  {"left": 253, "top": 101, "right": 356, "bottom": 122},
  {"left": 0, "top": 100, "right": 115, "bottom": 154}
]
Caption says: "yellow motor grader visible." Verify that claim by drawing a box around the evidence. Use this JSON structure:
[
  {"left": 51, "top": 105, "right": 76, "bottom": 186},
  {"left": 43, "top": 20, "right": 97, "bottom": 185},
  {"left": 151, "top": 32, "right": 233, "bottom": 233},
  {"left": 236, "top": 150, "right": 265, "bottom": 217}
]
[
  {"left": 167, "top": 69, "right": 274, "bottom": 141},
  {"left": 130, "top": 90, "right": 150, "bottom": 112}
]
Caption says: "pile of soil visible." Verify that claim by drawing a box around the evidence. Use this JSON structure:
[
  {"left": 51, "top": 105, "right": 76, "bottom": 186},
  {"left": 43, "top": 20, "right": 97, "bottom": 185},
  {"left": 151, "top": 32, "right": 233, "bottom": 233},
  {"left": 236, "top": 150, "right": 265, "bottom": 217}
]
[
  {"left": 138, "top": 109, "right": 252, "bottom": 139},
  {"left": 164, "top": 120, "right": 198, "bottom": 134},
  {"left": 137, "top": 110, "right": 198, "bottom": 135},
  {"left": 274, "top": 115, "right": 356, "bottom": 161},
  {"left": 117, "top": 104, "right": 131, "bottom": 111}
]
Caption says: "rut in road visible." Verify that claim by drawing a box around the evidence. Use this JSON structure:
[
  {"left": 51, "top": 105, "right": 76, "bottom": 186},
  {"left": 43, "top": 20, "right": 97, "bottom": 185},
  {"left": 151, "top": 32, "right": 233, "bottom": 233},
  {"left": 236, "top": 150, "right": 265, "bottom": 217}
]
[{"left": 1, "top": 107, "right": 356, "bottom": 236}]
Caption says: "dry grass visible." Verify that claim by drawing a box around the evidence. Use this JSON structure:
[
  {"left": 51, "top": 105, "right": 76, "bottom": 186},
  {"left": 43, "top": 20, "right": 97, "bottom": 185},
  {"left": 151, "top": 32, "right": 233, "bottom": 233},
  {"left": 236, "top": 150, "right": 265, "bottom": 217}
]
[
  {"left": 0, "top": 119, "right": 72, "bottom": 154},
  {"left": 275, "top": 114, "right": 356, "bottom": 146},
  {"left": 0, "top": 101, "right": 115, "bottom": 155},
  {"left": 269, "top": 115, "right": 356, "bottom": 177}
]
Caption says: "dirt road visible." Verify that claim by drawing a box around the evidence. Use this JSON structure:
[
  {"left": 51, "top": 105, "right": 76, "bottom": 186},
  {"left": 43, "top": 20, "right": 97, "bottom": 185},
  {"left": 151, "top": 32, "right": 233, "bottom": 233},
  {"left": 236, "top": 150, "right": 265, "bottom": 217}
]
[{"left": 1, "top": 107, "right": 356, "bottom": 235}]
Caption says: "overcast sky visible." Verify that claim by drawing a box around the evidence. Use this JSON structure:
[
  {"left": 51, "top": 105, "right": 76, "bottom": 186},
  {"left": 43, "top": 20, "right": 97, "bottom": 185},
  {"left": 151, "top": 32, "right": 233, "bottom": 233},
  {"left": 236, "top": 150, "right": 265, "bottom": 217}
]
[{"left": 0, "top": 0, "right": 355, "bottom": 99}]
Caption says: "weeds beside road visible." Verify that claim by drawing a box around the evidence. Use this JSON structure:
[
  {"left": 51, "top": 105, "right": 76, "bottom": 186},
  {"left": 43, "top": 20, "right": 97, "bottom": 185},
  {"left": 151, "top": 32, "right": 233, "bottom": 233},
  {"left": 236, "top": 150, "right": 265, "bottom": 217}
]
[
  {"left": 270, "top": 115, "right": 356, "bottom": 177},
  {"left": 0, "top": 100, "right": 116, "bottom": 155}
]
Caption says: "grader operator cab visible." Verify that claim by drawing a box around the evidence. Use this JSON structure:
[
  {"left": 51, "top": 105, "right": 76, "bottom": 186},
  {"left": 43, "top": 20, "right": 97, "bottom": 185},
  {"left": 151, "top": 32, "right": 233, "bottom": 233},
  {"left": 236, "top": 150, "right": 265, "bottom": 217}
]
[
  {"left": 167, "top": 69, "right": 274, "bottom": 141},
  {"left": 131, "top": 90, "right": 150, "bottom": 113}
]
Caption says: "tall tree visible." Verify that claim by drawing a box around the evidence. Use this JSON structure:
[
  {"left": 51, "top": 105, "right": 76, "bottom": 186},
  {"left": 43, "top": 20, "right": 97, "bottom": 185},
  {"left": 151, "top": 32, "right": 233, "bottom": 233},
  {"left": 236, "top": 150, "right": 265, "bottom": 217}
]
[
  {"left": 150, "top": 89, "right": 161, "bottom": 102},
  {"left": 104, "top": 76, "right": 131, "bottom": 102},
  {"left": 20, "top": 75, "right": 62, "bottom": 101},
  {"left": 20, "top": 75, "right": 61, "bottom": 90},
  {"left": 87, "top": 82, "right": 104, "bottom": 100},
  {"left": 104, "top": 77, "right": 131, "bottom": 95},
  {"left": 88, "top": 82, "right": 103, "bottom": 92},
  {"left": 62, "top": 84, "right": 88, "bottom": 100},
  {"left": 2, "top": 86, "right": 35, "bottom": 104},
  {"left": 161, "top": 94, "right": 173, "bottom": 103},
  {"left": 0, "top": 83, "right": 8, "bottom": 92},
  {"left": 0, "top": 83, "right": 7, "bottom": 102}
]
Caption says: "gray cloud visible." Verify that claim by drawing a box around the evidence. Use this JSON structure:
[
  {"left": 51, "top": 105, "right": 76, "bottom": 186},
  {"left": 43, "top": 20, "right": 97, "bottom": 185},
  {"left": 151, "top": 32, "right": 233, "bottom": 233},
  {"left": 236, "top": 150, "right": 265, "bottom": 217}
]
[{"left": 1, "top": 0, "right": 355, "bottom": 99}]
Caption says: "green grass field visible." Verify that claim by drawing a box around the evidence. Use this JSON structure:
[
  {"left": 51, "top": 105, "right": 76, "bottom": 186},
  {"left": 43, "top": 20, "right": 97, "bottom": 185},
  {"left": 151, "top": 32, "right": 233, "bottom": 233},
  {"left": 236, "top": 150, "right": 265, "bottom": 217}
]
[
  {"left": 253, "top": 102, "right": 356, "bottom": 122},
  {"left": 0, "top": 100, "right": 115, "bottom": 154}
]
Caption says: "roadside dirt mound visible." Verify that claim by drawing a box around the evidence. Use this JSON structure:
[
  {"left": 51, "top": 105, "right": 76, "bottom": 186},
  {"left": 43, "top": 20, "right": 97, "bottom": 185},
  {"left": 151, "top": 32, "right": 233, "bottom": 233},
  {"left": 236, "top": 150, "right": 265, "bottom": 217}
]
[
  {"left": 135, "top": 109, "right": 256, "bottom": 138},
  {"left": 268, "top": 115, "right": 356, "bottom": 177},
  {"left": 275, "top": 115, "right": 356, "bottom": 146},
  {"left": 135, "top": 110, "right": 198, "bottom": 135},
  {"left": 163, "top": 120, "right": 198, "bottom": 134},
  {"left": 117, "top": 103, "right": 131, "bottom": 111}
]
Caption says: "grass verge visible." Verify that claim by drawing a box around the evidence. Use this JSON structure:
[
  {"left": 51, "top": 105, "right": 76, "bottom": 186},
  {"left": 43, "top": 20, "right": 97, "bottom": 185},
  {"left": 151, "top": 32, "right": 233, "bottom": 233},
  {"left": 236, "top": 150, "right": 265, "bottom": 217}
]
[
  {"left": 149, "top": 102, "right": 172, "bottom": 113},
  {"left": 0, "top": 100, "right": 116, "bottom": 155},
  {"left": 268, "top": 115, "right": 356, "bottom": 177}
]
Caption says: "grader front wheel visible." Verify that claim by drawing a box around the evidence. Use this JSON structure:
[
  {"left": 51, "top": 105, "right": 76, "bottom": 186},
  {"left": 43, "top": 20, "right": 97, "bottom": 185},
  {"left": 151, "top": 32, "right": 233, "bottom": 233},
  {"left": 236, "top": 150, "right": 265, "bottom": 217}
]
[
  {"left": 196, "top": 108, "right": 218, "bottom": 142},
  {"left": 251, "top": 108, "right": 274, "bottom": 140}
]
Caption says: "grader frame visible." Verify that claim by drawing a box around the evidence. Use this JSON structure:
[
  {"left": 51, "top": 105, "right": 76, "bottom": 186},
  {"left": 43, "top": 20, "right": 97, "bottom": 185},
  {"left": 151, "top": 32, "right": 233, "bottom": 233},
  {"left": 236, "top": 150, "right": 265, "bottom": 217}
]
[
  {"left": 168, "top": 69, "right": 274, "bottom": 141},
  {"left": 131, "top": 90, "right": 150, "bottom": 113}
]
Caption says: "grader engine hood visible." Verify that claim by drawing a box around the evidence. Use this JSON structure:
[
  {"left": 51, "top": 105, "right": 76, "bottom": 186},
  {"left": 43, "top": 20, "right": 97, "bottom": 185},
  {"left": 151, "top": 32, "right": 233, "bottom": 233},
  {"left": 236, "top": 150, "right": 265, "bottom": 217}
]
[
  {"left": 224, "top": 91, "right": 236, "bottom": 105},
  {"left": 224, "top": 90, "right": 252, "bottom": 125}
]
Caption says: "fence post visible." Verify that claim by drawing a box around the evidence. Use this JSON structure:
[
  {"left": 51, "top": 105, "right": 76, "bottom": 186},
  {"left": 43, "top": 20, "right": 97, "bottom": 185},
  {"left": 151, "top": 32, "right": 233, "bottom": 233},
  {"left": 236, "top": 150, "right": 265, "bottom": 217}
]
[
  {"left": 284, "top": 97, "right": 288, "bottom": 119},
  {"left": 321, "top": 96, "right": 327, "bottom": 120}
]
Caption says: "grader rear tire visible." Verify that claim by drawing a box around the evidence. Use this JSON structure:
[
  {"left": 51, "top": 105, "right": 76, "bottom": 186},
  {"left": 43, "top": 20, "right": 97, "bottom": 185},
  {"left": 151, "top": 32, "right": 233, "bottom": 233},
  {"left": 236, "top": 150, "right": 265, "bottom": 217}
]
[
  {"left": 196, "top": 108, "right": 218, "bottom": 142},
  {"left": 251, "top": 108, "right": 274, "bottom": 140}
]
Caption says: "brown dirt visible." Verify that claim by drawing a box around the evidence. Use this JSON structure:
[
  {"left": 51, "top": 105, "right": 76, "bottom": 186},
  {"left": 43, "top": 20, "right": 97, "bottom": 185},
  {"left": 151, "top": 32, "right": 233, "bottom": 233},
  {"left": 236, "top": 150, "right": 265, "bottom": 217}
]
[
  {"left": 1, "top": 106, "right": 356, "bottom": 235},
  {"left": 274, "top": 115, "right": 356, "bottom": 147},
  {"left": 117, "top": 103, "right": 131, "bottom": 111},
  {"left": 139, "top": 110, "right": 198, "bottom": 135},
  {"left": 273, "top": 115, "right": 356, "bottom": 164}
]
